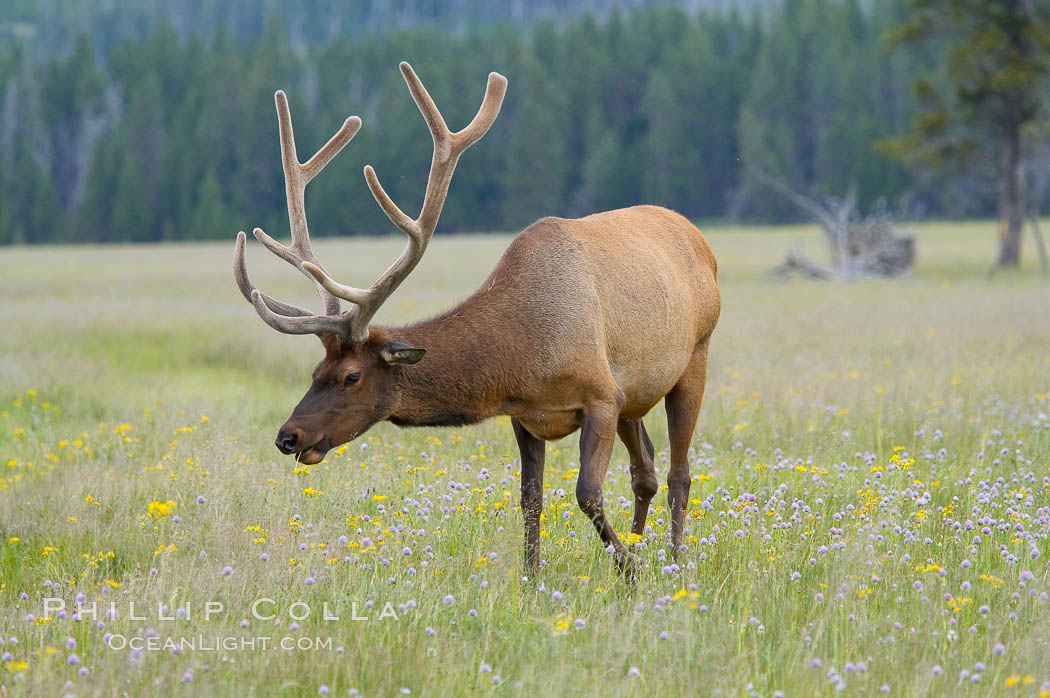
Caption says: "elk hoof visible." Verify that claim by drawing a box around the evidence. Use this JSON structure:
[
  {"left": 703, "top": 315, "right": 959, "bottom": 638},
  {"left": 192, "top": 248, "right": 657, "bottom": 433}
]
[{"left": 615, "top": 550, "right": 641, "bottom": 579}]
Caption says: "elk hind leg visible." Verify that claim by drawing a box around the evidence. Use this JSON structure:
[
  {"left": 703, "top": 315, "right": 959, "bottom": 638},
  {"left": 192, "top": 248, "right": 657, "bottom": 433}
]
[
  {"left": 665, "top": 339, "right": 710, "bottom": 558},
  {"left": 577, "top": 394, "right": 635, "bottom": 573},
  {"left": 617, "top": 418, "right": 658, "bottom": 537}
]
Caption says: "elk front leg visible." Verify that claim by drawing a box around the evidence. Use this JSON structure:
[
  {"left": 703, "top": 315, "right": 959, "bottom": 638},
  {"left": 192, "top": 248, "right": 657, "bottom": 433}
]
[
  {"left": 576, "top": 397, "right": 635, "bottom": 572},
  {"left": 513, "top": 418, "right": 546, "bottom": 577}
]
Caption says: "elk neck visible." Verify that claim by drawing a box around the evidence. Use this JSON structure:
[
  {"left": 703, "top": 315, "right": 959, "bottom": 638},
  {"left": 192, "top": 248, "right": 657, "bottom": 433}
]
[{"left": 376, "top": 290, "right": 512, "bottom": 429}]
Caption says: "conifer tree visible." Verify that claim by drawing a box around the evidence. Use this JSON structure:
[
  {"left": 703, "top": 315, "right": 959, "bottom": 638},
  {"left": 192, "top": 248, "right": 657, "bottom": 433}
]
[{"left": 884, "top": 0, "right": 1050, "bottom": 267}]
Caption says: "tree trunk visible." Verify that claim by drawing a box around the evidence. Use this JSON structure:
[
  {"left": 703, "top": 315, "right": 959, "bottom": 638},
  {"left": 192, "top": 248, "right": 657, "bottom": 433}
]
[
  {"left": 1030, "top": 211, "right": 1049, "bottom": 277},
  {"left": 996, "top": 126, "right": 1024, "bottom": 267}
]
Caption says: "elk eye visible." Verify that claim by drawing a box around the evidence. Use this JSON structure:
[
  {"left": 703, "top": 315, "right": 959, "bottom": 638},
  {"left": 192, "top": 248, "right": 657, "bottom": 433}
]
[{"left": 344, "top": 372, "right": 361, "bottom": 386}]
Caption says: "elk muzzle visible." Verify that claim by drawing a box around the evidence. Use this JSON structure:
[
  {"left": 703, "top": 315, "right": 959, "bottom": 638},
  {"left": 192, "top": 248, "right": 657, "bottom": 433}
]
[
  {"left": 275, "top": 424, "right": 331, "bottom": 464},
  {"left": 275, "top": 427, "right": 302, "bottom": 454}
]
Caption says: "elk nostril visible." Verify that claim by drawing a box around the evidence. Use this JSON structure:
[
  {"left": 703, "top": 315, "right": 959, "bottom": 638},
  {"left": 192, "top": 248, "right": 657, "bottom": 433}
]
[{"left": 275, "top": 431, "right": 299, "bottom": 454}]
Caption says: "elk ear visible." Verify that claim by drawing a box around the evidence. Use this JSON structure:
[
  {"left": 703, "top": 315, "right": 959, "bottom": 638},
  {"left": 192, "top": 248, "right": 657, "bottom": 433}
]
[{"left": 381, "top": 342, "right": 426, "bottom": 366}]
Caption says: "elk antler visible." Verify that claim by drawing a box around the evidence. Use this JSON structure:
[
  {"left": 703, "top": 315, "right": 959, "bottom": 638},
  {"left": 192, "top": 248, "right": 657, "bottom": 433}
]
[
  {"left": 303, "top": 62, "right": 507, "bottom": 342},
  {"left": 233, "top": 90, "right": 362, "bottom": 336}
]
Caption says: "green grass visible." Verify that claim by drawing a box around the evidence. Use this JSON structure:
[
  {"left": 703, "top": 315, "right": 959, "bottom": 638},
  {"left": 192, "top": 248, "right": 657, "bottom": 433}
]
[{"left": 1, "top": 220, "right": 1049, "bottom": 696}]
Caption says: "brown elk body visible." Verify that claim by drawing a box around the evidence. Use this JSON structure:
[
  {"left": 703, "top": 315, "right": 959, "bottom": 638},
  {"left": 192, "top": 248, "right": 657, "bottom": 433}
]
[{"left": 234, "top": 63, "right": 720, "bottom": 573}]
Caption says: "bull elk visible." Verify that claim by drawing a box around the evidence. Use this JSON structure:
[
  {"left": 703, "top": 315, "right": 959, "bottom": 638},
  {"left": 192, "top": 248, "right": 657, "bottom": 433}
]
[{"left": 233, "top": 62, "right": 720, "bottom": 574}]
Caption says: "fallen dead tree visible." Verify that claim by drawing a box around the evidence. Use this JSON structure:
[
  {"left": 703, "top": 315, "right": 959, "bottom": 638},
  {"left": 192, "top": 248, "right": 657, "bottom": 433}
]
[{"left": 748, "top": 166, "right": 916, "bottom": 280}]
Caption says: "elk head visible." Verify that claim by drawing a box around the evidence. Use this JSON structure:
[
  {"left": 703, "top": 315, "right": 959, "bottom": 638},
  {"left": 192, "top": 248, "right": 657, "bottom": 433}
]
[{"left": 233, "top": 62, "right": 506, "bottom": 464}]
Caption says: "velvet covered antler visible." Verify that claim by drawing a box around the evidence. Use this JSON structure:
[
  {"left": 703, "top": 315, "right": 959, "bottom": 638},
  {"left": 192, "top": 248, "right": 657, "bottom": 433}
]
[{"left": 303, "top": 62, "right": 507, "bottom": 341}]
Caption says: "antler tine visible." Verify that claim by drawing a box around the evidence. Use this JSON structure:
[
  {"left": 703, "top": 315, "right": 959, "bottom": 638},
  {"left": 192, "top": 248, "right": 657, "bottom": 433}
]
[
  {"left": 398, "top": 62, "right": 451, "bottom": 150},
  {"left": 249, "top": 290, "right": 348, "bottom": 336},
  {"left": 303, "top": 115, "right": 362, "bottom": 182},
  {"left": 233, "top": 91, "right": 363, "bottom": 335},
  {"left": 363, "top": 63, "right": 508, "bottom": 239},
  {"left": 362, "top": 165, "right": 420, "bottom": 238},
  {"left": 450, "top": 69, "right": 509, "bottom": 150},
  {"left": 234, "top": 231, "right": 314, "bottom": 317},
  {"left": 236, "top": 232, "right": 351, "bottom": 336},
  {"left": 266, "top": 91, "right": 363, "bottom": 315},
  {"left": 306, "top": 62, "right": 507, "bottom": 342}
]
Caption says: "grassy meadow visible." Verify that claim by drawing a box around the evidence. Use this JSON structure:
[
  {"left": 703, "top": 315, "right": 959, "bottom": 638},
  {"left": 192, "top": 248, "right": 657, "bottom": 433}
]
[{"left": 1, "top": 221, "right": 1049, "bottom": 696}]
